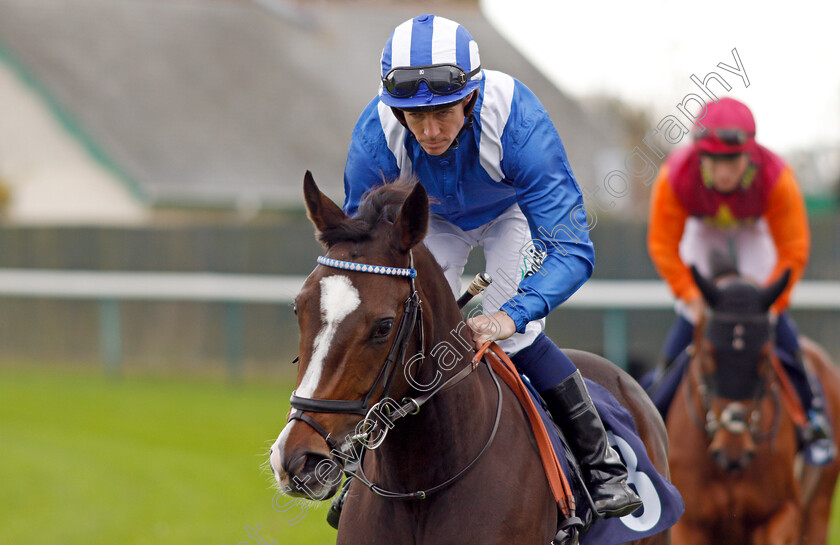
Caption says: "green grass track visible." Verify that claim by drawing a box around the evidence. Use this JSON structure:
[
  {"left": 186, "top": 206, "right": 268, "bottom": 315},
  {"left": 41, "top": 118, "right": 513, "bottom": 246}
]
[
  {"left": 0, "top": 365, "right": 335, "bottom": 545},
  {"left": 3, "top": 365, "right": 840, "bottom": 544}
]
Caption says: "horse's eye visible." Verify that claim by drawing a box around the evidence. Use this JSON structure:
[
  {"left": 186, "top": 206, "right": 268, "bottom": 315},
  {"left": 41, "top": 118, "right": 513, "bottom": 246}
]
[
  {"left": 291, "top": 303, "right": 297, "bottom": 315},
  {"left": 371, "top": 319, "right": 394, "bottom": 340}
]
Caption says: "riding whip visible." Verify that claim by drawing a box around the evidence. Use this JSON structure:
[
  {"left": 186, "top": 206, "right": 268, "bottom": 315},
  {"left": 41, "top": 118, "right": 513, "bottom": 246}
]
[{"left": 457, "top": 272, "right": 493, "bottom": 309}]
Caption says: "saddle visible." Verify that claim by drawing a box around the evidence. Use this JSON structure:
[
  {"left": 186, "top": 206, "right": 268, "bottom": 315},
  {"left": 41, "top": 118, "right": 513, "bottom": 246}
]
[
  {"left": 482, "top": 344, "right": 683, "bottom": 545},
  {"left": 329, "top": 343, "right": 683, "bottom": 545}
]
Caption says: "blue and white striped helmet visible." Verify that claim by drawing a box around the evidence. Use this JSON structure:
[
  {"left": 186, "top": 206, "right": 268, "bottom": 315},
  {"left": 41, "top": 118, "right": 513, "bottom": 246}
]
[{"left": 379, "top": 14, "right": 482, "bottom": 108}]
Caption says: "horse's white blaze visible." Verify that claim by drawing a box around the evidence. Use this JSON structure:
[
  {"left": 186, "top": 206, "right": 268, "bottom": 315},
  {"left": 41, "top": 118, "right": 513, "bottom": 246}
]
[
  {"left": 270, "top": 426, "right": 291, "bottom": 481},
  {"left": 296, "top": 275, "right": 360, "bottom": 398}
]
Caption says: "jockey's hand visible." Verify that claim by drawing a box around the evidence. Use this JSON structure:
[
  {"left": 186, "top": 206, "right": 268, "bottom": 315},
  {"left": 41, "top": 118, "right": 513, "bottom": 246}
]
[
  {"left": 467, "top": 310, "right": 517, "bottom": 350},
  {"left": 686, "top": 296, "right": 706, "bottom": 324}
]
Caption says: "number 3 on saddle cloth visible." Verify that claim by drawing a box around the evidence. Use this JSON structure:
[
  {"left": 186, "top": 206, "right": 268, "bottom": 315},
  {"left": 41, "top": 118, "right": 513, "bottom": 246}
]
[{"left": 489, "top": 348, "right": 684, "bottom": 545}]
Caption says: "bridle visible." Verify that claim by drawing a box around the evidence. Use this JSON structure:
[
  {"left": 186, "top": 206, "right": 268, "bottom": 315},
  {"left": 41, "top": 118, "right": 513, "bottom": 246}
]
[
  {"left": 685, "top": 311, "right": 781, "bottom": 445},
  {"left": 686, "top": 358, "right": 781, "bottom": 445},
  {"left": 287, "top": 251, "right": 502, "bottom": 500},
  {"left": 288, "top": 252, "right": 426, "bottom": 449}
]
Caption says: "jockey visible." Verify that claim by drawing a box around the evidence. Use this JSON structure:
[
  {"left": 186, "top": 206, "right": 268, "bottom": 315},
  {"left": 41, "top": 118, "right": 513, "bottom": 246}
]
[
  {"left": 342, "top": 14, "right": 641, "bottom": 517},
  {"left": 647, "top": 97, "right": 834, "bottom": 465}
]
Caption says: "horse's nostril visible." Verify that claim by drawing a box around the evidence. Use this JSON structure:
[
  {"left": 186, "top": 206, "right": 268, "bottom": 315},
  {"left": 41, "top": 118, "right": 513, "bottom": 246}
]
[
  {"left": 286, "top": 453, "right": 307, "bottom": 477},
  {"left": 741, "top": 450, "right": 756, "bottom": 466},
  {"left": 711, "top": 449, "right": 728, "bottom": 469},
  {"left": 282, "top": 452, "right": 341, "bottom": 498},
  {"left": 301, "top": 452, "right": 333, "bottom": 476}
]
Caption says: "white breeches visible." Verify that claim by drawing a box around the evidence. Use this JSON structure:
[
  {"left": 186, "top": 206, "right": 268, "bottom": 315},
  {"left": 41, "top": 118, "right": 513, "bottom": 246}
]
[
  {"left": 676, "top": 217, "right": 777, "bottom": 318},
  {"left": 422, "top": 203, "right": 544, "bottom": 355}
]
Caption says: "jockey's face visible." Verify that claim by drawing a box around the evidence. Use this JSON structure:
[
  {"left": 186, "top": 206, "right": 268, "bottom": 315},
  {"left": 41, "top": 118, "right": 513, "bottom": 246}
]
[
  {"left": 701, "top": 153, "right": 751, "bottom": 194},
  {"left": 401, "top": 101, "right": 467, "bottom": 156}
]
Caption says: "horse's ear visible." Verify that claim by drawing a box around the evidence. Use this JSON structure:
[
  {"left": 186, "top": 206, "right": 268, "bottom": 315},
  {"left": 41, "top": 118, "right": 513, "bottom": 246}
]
[
  {"left": 303, "top": 171, "right": 347, "bottom": 238},
  {"left": 392, "top": 183, "right": 429, "bottom": 252},
  {"left": 691, "top": 265, "right": 720, "bottom": 307},
  {"left": 760, "top": 269, "right": 791, "bottom": 311}
]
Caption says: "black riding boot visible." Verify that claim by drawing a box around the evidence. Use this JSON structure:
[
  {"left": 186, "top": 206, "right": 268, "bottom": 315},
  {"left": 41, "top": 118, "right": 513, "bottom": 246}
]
[{"left": 542, "top": 370, "right": 643, "bottom": 518}]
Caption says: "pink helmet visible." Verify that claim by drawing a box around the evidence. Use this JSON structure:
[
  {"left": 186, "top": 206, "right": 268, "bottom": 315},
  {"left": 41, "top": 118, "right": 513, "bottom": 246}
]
[{"left": 693, "top": 97, "right": 756, "bottom": 155}]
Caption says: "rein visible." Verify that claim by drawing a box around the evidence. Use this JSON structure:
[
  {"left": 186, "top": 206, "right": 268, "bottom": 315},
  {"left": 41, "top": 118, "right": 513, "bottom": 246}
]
[{"left": 351, "top": 354, "right": 503, "bottom": 500}]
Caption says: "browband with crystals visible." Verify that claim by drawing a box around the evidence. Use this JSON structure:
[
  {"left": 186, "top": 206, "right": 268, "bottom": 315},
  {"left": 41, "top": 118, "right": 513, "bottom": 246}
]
[{"left": 317, "top": 255, "right": 417, "bottom": 278}]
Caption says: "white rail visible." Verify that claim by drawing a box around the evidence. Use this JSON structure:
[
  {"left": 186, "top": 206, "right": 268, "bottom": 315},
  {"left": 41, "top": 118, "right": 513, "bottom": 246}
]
[
  {"left": 0, "top": 269, "right": 837, "bottom": 308},
  {"left": 0, "top": 269, "right": 301, "bottom": 302},
  {"left": 0, "top": 269, "right": 837, "bottom": 371}
]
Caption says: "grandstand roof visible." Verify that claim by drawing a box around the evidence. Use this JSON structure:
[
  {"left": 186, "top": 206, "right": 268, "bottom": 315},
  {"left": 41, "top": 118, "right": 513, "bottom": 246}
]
[{"left": 0, "top": 0, "right": 621, "bottom": 211}]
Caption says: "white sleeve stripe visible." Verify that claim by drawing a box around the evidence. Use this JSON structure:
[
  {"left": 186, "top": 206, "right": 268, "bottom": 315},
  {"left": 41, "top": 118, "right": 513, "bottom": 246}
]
[
  {"left": 431, "top": 16, "right": 459, "bottom": 65},
  {"left": 377, "top": 101, "right": 411, "bottom": 174},
  {"left": 479, "top": 70, "right": 515, "bottom": 182}
]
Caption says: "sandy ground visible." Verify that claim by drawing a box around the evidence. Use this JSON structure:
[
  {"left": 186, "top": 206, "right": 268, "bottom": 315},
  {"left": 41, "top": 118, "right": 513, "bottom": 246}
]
[{"left": 0, "top": 60, "right": 148, "bottom": 225}]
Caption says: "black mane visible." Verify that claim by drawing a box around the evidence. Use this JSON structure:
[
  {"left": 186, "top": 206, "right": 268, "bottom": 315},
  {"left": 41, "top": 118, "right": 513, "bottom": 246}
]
[{"left": 317, "top": 177, "right": 421, "bottom": 246}]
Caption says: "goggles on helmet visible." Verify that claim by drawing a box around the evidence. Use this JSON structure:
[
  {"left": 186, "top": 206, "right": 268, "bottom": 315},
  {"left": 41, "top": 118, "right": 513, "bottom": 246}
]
[
  {"left": 695, "top": 128, "right": 754, "bottom": 147},
  {"left": 382, "top": 63, "right": 481, "bottom": 99}
]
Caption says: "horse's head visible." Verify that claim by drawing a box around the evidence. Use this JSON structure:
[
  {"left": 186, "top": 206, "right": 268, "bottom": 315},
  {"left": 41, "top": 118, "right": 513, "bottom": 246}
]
[
  {"left": 690, "top": 265, "right": 791, "bottom": 471},
  {"left": 269, "top": 172, "right": 443, "bottom": 500}
]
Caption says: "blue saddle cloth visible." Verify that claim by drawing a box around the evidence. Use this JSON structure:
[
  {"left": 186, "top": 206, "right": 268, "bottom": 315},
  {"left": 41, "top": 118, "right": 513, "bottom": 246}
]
[
  {"left": 521, "top": 375, "right": 684, "bottom": 545},
  {"left": 641, "top": 352, "right": 691, "bottom": 418}
]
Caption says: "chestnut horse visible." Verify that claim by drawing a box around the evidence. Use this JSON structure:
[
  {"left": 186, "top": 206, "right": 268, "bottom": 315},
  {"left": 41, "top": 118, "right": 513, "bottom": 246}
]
[
  {"left": 269, "top": 173, "right": 674, "bottom": 544},
  {"left": 667, "top": 267, "right": 840, "bottom": 545}
]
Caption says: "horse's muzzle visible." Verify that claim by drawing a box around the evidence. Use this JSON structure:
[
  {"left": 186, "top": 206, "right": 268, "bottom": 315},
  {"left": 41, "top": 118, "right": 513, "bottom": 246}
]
[
  {"left": 269, "top": 422, "right": 344, "bottom": 500},
  {"left": 709, "top": 444, "right": 756, "bottom": 472}
]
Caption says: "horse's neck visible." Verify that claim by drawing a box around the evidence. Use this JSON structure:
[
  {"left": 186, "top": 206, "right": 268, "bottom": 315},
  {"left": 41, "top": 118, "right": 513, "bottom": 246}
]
[
  {"left": 412, "top": 244, "right": 487, "bottom": 410},
  {"left": 371, "top": 361, "right": 498, "bottom": 491},
  {"left": 413, "top": 247, "right": 476, "bottom": 382},
  {"left": 369, "top": 249, "right": 496, "bottom": 488}
]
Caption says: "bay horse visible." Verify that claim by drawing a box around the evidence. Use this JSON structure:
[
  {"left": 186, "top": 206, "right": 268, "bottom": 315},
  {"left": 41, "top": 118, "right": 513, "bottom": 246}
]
[
  {"left": 667, "top": 266, "right": 840, "bottom": 545},
  {"left": 269, "top": 172, "right": 673, "bottom": 544}
]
